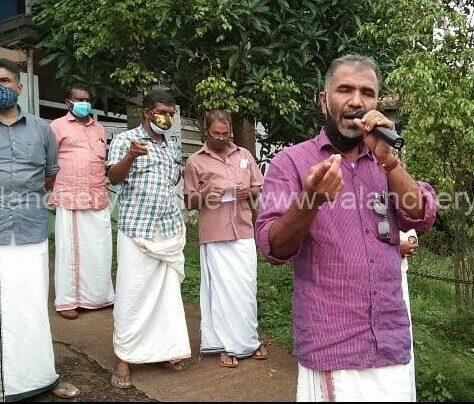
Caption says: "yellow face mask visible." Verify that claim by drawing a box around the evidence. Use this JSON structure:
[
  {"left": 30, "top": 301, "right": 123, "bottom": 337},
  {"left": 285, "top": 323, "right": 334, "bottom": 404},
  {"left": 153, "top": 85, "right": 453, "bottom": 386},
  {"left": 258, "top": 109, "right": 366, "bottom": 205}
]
[{"left": 153, "top": 113, "right": 174, "bottom": 130}]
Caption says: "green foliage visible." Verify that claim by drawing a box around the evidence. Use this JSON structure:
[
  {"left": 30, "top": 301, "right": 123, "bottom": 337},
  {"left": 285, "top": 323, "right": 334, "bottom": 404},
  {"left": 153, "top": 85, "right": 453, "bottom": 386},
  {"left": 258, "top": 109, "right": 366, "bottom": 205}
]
[
  {"left": 32, "top": 0, "right": 366, "bottom": 144},
  {"left": 356, "top": 0, "right": 474, "bottom": 305},
  {"left": 180, "top": 222, "right": 474, "bottom": 400},
  {"left": 181, "top": 220, "right": 201, "bottom": 302}
]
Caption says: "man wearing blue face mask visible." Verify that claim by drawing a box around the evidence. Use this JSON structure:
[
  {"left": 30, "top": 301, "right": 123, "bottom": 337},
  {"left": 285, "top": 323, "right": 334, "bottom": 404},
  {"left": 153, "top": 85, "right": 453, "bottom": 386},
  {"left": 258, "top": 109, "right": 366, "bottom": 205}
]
[
  {"left": 107, "top": 89, "right": 190, "bottom": 388},
  {"left": 48, "top": 83, "right": 114, "bottom": 321},
  {"left": 0, "top": 58, "right": 79, "bottom": 400}
]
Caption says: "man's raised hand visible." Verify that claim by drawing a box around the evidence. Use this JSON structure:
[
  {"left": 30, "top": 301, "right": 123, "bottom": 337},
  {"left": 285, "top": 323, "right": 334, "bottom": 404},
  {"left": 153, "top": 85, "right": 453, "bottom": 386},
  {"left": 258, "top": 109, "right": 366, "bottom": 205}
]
[{"left": 303, "top": 154, "right": 343, "bottom": 204}]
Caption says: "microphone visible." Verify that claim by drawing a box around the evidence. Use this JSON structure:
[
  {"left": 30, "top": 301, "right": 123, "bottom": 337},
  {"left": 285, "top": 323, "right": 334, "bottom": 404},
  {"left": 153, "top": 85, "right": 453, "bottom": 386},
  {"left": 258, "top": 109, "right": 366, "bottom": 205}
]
[{"left": 355, "top": 110, "right": 404, "bottom": 150}]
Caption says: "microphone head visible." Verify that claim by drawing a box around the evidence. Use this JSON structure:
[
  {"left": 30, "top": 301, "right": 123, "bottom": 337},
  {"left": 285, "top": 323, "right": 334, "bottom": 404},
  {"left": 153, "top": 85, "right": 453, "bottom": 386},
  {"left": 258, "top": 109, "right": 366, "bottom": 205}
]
[{"left": 354, "top": 109, "right": 365, "bottom": 120}]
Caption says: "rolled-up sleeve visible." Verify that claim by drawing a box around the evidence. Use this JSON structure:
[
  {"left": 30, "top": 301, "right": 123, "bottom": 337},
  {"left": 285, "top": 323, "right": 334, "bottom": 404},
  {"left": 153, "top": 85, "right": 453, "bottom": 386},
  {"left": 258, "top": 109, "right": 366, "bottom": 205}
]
[
  {"left": 183, "top": 156, "right": 199, "bottom": 196},
  {"left": 255, "top": 151, "right": 302, "bottom": 265},
  {"left": 107, "top": 135, "right": 128, "bottom": 166},
  {"left": 397, "top": 181, "right": 437, "bottom": 232},
  {"left": 44, "top": 126, "right": 59, "bottom": 177}
]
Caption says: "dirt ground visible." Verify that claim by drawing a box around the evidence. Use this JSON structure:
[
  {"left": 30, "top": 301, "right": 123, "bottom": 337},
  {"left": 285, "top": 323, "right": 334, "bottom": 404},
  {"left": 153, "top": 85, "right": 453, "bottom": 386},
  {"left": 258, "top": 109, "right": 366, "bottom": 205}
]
[{"left": 32, "top": 343, "right": 155, "bottom": 402}]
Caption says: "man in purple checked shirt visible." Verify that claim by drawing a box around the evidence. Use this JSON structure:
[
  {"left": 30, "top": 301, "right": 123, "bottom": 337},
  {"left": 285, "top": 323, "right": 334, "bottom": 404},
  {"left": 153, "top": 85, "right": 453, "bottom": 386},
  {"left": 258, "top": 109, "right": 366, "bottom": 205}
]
[{"left": 255, "top": 54, "right": 437, "bottom": 402}]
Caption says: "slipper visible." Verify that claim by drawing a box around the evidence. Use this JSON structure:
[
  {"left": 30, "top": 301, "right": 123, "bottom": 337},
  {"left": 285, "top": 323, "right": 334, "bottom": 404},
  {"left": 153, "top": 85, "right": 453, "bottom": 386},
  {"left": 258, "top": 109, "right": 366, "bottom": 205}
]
[
  {"left": 111, "top": 367, "right": 132, "bottom": 389},
  {"left": 218, "top": 353, "right": 239, "bottom": 368},
  {"left": 51, "top": 381, "right": 80, "bottom": 399},
  {"left": 165, "top": 360, "right": 189, "bottom": 372},
  {"left": 252, "top": 345, "right": 268, "bottom": 360}
]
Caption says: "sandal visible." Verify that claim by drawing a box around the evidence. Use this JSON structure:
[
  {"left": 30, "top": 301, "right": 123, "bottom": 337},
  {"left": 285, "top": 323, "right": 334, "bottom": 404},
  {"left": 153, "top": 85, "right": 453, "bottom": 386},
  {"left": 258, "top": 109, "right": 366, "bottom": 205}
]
[
  {"left": 51, "top": 381, "right": 80, "bottom": 399},
  {"left": 165, "top": 359, "right": 189, "bottom": 372},
  {"left": 252, "top": 344, "right": 268, "bottom": 360},
  {"left": 218, "top": 353, "right": 239, "bottom": 368},
  {"left": 111, "top": 366, "right": 132, "bottom": 389}
]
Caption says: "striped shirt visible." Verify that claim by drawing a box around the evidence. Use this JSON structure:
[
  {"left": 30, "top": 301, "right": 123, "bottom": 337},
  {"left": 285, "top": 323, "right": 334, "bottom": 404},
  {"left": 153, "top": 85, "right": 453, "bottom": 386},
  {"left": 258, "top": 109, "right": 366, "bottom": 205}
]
[
  {"left": 255, "top": 129, "right": 437, "bottom": 371},
  {"left": 183, "top": 142, "right": 264, "bottom": 244},
  {"left": 48, "top": 113, "right": 109, "bottom": 210},
  {"left": 107, "top": 125, "right": 183, "bottom": 239}
]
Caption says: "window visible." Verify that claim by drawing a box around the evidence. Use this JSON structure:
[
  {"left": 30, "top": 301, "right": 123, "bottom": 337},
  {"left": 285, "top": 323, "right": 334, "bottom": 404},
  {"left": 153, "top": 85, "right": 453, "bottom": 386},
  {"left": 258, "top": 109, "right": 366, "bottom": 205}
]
[{"left": 0, "top": 1, "right": 25, "bottom": 21}]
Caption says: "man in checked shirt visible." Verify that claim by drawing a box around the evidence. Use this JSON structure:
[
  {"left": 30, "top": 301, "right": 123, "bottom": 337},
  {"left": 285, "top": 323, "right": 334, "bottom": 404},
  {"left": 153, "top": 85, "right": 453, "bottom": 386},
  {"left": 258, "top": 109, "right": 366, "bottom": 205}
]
[
  {"left": 255, "top": 54, "right": 437, "bottom": 401},
  {"left": 107, "top": 90, "right": 190, "bottom": 388}
]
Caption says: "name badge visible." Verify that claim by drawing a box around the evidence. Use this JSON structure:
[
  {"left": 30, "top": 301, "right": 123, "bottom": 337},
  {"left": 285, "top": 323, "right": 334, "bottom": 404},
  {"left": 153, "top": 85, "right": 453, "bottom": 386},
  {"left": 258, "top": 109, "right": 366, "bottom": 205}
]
[{"left": 240, "top": 158, "right": 248, "bottom": 169}]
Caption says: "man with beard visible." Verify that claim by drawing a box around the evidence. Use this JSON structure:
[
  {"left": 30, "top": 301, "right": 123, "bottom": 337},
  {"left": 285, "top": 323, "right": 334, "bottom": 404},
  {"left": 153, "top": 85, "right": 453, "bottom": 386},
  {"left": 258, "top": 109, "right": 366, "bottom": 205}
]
[
  {"left": 0, "top": 58, "right": 79, "bottom": 400},
  {"left": 183, "top": 110, "right": 266, "bottom": 368},
  {"left": 255, "top": 54, "right": 437, "bottom": 401}
]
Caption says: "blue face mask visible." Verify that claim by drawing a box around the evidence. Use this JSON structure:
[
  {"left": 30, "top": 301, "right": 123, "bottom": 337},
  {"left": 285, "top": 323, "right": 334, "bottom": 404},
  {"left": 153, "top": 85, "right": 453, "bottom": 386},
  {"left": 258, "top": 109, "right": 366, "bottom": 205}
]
[
  {"left": 0, "top": 85, "right": 18, "bottom": 109},
  {"left": 70, "top": 101, "right": 92, "bottom": 118}
]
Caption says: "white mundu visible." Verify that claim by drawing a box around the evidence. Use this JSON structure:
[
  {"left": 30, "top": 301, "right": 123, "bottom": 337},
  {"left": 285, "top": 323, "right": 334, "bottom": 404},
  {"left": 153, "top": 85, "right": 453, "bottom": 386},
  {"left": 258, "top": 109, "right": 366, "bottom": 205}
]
[
  {"left": 200, "top": 238, "right": 260, "bottom": 357},
  {"left": 0, "top": 239, "right": 59, "bottom": 401},
  {"left": 296, "top": 231, "right": 418, "bottom": 402},
  {"left": 297, "top": 362, "right": 413, "bottom": 402},
  {"left": 54, "top": 207, "right": 114, "bottom": 311},
  {"left": 400, "top": 229, "right": 418, "bottom": 402},
  {"left": 113, "top": 226, "right": 191, "bottom": 363}
]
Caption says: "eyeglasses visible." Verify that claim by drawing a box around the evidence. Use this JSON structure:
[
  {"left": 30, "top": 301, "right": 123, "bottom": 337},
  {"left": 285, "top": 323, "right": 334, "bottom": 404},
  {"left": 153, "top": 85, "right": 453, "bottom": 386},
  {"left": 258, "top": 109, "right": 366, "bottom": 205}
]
[
  {"left": 370, "top": 191, "right": 390, "bottom": 241},
  {"left": 207, "top": 131, "right": 230, "bottom": 140}
]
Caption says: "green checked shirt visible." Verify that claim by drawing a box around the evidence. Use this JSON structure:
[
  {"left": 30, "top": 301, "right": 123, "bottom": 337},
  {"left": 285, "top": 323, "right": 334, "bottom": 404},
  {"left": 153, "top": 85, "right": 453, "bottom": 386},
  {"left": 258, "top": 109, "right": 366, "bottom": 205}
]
[{"left": 107, "top": 125, "right": 183, "bottom": 239}]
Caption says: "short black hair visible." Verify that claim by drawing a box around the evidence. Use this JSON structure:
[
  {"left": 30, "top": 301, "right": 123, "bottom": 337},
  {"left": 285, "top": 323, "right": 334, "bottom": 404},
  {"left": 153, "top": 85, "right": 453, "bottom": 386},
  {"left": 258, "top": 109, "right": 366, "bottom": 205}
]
[
  {"left": 143, "top": 89, "right": 176, "bottom": 110},
  {"left": 0, "top": 58, "right": 21, "bottom": 82},
  {"left": 66, "top": 82, "right": 91, "bottom": 99}
]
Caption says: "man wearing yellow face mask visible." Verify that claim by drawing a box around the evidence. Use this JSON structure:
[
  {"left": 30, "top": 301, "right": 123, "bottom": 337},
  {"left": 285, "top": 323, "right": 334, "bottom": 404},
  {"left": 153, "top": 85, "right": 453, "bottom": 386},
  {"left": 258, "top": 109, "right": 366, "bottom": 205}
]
[{"left": 107, "top": 90, "right": 190, "bottom": 388}]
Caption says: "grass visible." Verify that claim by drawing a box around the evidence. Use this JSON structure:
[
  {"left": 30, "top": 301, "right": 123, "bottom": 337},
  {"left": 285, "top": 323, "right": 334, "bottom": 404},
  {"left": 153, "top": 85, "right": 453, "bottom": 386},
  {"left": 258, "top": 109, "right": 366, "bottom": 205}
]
[
  {"left": 181, "top": 222, "right": 474, "bottom": 402},
  {"left": 408, "top": 251, "right": 474, "bottom": 401},
  {"left": 50, "top": 213, "right": 474, "bottom": 401}
]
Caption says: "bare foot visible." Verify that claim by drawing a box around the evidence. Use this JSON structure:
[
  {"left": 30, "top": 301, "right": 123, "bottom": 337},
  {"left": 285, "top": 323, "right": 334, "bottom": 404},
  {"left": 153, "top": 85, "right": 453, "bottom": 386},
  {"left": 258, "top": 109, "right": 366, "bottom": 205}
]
[{"left": 111, "top": 359, "right": 131, "bottom": 389}]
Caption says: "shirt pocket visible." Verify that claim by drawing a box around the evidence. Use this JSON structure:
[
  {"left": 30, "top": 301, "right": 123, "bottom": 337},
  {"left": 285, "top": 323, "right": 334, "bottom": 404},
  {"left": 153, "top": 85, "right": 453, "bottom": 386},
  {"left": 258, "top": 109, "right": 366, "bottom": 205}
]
[
  {"left": 92, "top": 139, "right": 106, "bottom": 159},
  {"left": 20, "top": 140, "right": 46, "bottom": 167}
]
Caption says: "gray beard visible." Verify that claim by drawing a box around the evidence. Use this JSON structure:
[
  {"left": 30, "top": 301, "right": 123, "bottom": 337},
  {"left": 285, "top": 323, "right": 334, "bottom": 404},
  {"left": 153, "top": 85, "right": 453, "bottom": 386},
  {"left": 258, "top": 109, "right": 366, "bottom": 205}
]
[{"left": 340, "top": 128, "right": 361, "bottom": 139}]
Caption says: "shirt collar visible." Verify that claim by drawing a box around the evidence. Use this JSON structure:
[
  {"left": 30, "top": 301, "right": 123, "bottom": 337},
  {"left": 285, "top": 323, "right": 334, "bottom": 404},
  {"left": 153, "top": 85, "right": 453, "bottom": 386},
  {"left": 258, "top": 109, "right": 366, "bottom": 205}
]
[
  {"left": 138, "top": 124, "right": 169, "bottom": 146},
  {"left": 66, "top": 111, "right": 94, "bottom": 126},
  {"left": 316, "top": 127, "right": 374, "bottom": 161},
  {"left": 199, "top": 141, "right": 239, "bottom": 159},
  {"left": 0, "top": 106, "right": 26, "bottom": 126}
]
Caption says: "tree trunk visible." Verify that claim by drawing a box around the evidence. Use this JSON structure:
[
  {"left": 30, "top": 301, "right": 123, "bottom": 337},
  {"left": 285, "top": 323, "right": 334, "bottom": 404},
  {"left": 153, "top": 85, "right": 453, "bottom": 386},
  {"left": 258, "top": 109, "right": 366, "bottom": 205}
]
[
  {"left": 127, "top": 95, "right": 143, "bottom": 129},
  {"left": 232, "top": 113, "right": 256, "bottom": 157}
]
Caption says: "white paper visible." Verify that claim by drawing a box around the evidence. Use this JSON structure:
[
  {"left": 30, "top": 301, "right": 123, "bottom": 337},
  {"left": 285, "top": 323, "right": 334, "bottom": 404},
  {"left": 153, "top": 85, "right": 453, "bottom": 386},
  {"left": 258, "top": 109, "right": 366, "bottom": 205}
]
[
  {"left": 240, "top": 158, "right": 248, "bottom": 169},
  {"left": 221, "top": 187, "right": 236, "bottom": 202}
]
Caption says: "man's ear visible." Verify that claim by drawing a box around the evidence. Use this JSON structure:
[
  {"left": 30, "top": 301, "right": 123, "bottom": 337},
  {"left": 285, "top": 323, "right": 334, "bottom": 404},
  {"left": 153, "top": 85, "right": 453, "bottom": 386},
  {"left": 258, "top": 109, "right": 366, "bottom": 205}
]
[
  {"left": 143, "top": 108, "right": 152, "bottom": 120},
  {"left": 318, "top": 91, "right": 327, "bottom": 116},
  {"left": 17, "top": 83, "right": 23, "bottom": 95}
]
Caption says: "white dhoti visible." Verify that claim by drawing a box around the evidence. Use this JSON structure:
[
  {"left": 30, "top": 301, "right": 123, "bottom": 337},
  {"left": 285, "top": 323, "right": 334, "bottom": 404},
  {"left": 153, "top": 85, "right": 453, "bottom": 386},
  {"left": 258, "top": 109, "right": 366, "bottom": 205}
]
[
  {"left": 113, "top": 226, "right": 191, "bottom": 363},
  {"left": 400, "top": 229, "right": 417, "bottom": 402},
  {"left": 54, "top": 207, "right": 114, "bottom": 311},
  {"left": 0, "top": 239, "right": 59, "bottom": 401},
  {"left": 297, "top": 362, "right": 413, "bottom": 402},
  {"left": 199, "top": 238, "right": 260, "bottom": 358}
]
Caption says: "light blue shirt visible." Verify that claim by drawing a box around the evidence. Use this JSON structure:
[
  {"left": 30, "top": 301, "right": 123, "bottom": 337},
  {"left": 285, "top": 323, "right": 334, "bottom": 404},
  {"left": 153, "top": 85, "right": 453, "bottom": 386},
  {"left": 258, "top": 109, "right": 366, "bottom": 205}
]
[{"left": 0, "top": 108, "right": 59, "bottom": 245}]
